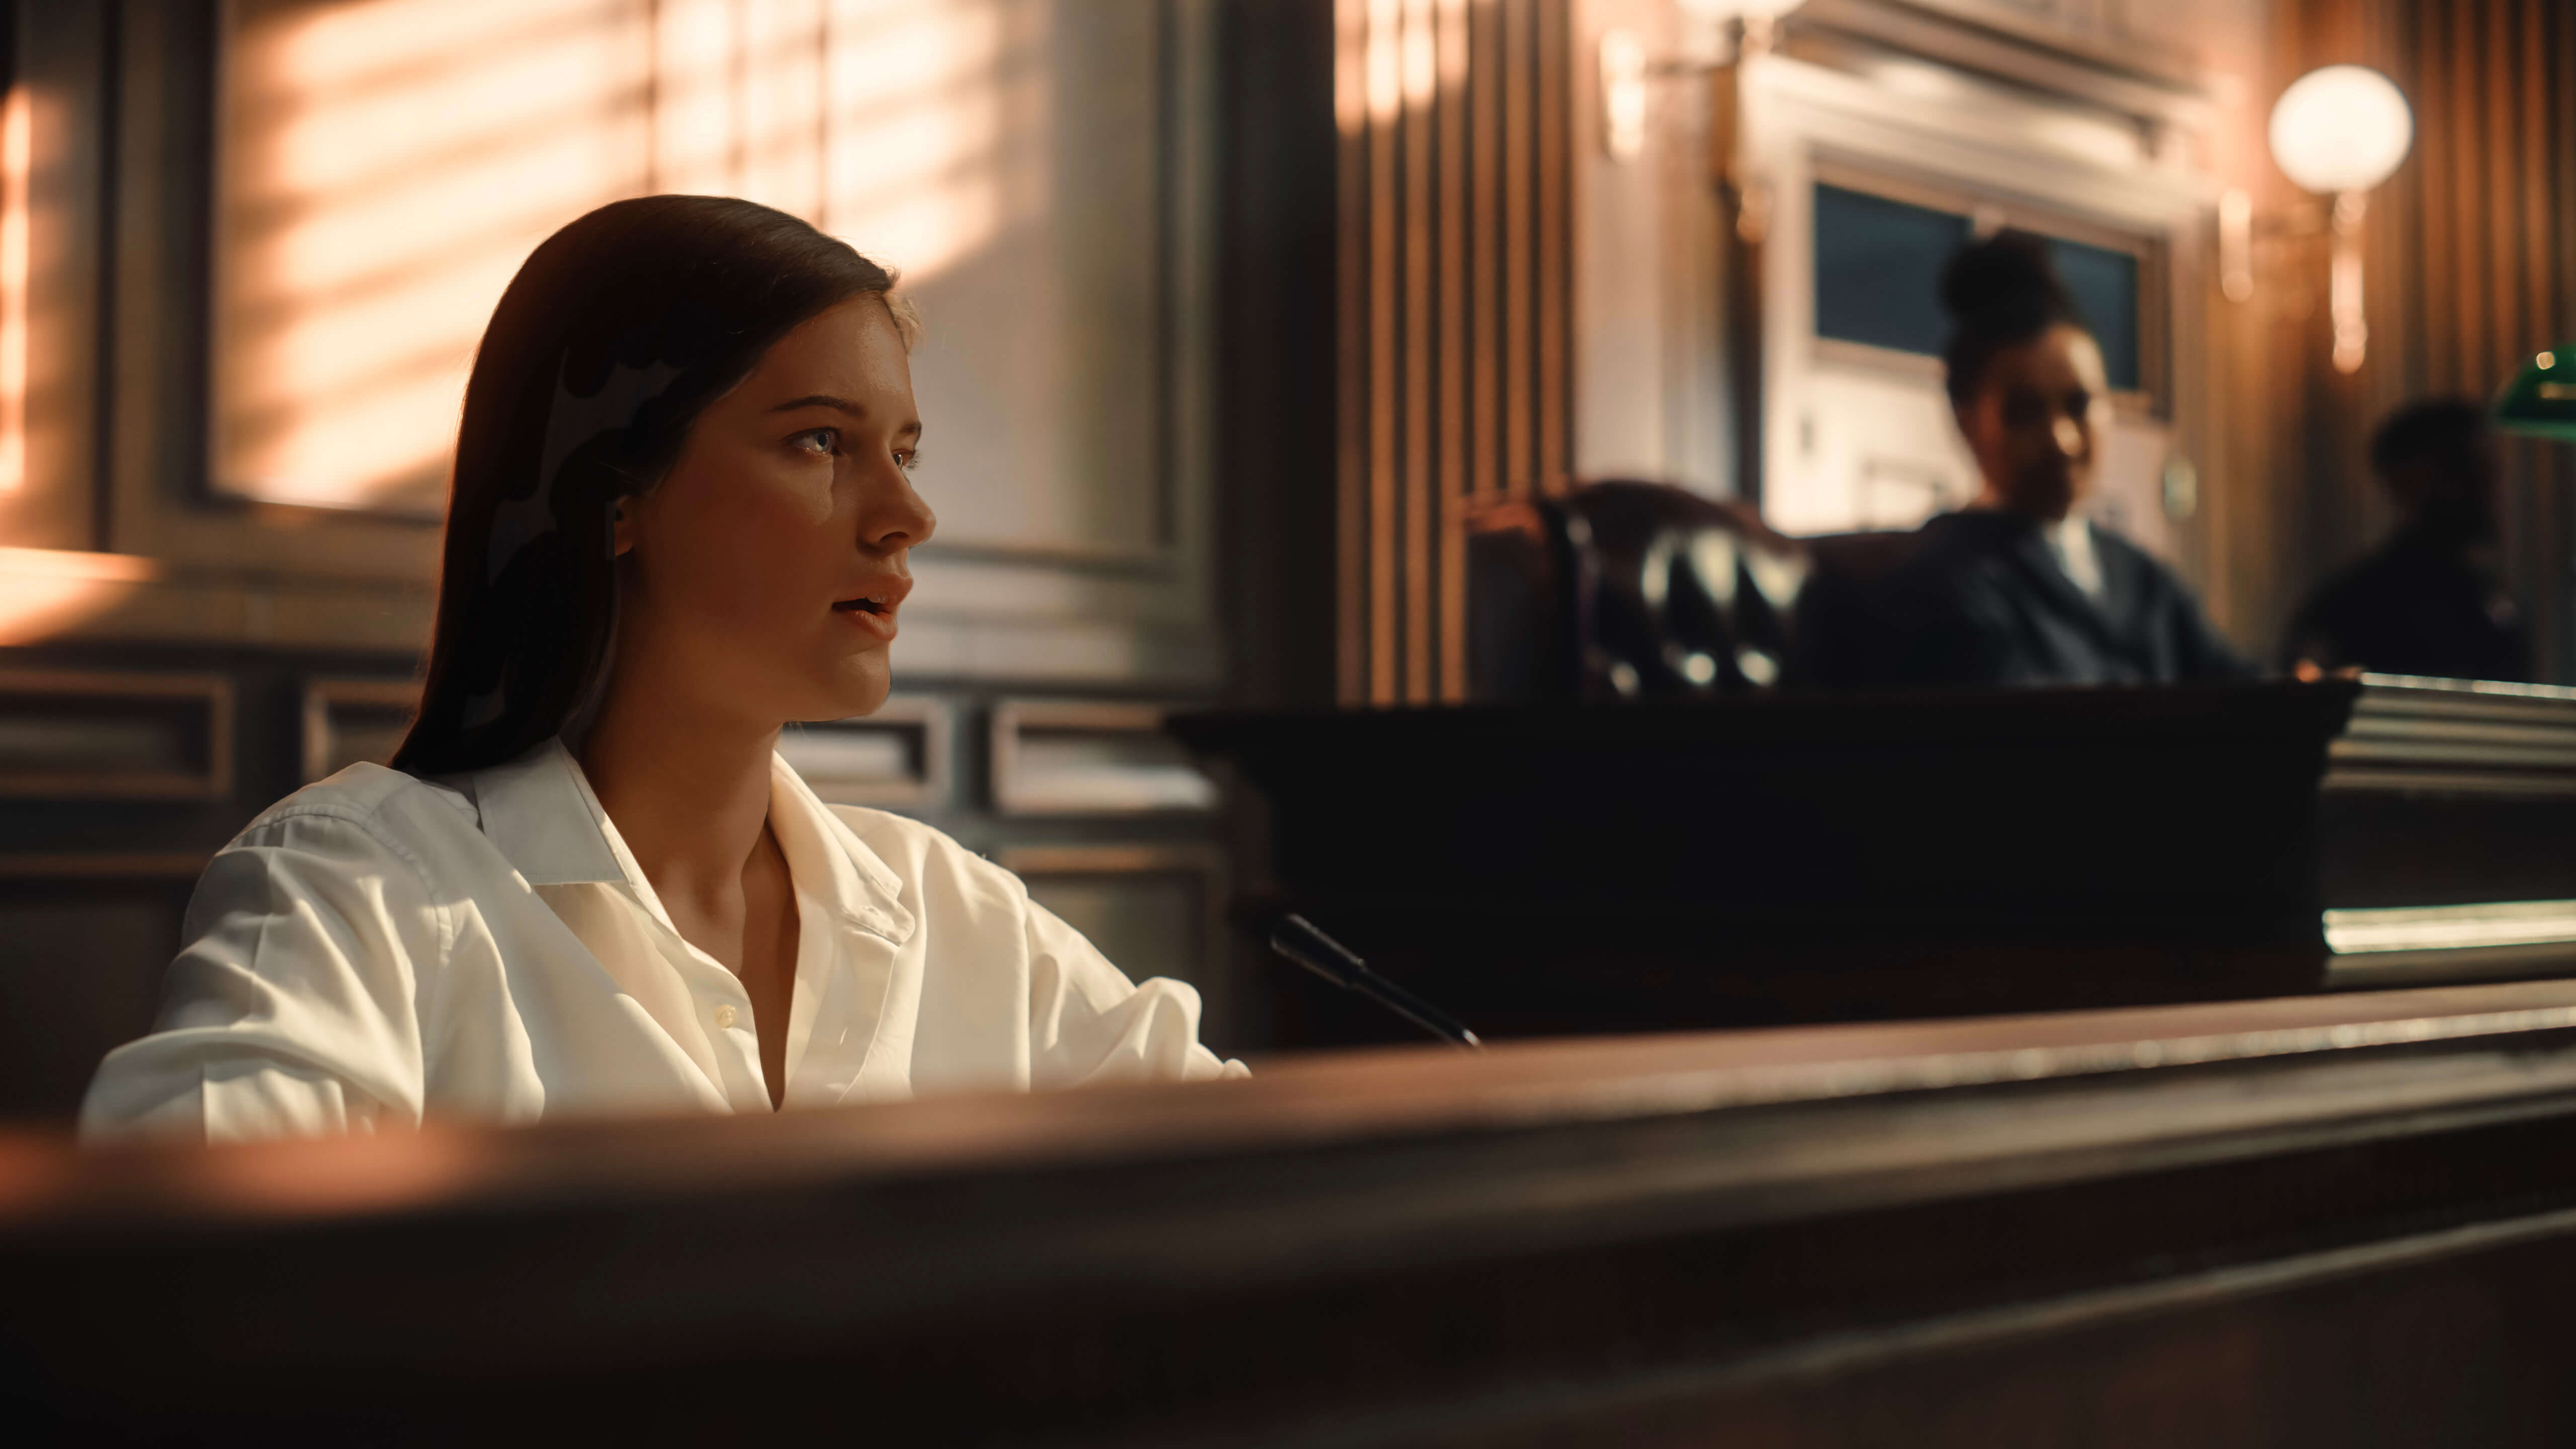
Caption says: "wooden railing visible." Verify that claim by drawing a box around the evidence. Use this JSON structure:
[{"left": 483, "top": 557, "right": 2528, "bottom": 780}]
[{"left": 11, "top": 977, "right": 2576, "bottom": 1442}]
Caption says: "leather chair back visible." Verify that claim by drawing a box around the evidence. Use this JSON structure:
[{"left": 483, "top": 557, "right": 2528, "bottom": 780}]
[{"left": 1464, "top": 480, "right": 1812, "bottom": 701}]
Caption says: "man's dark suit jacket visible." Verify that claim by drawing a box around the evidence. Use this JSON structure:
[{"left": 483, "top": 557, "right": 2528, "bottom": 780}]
[{"left": 2281, "top": 526, "right": 2528, "bottom": 683}]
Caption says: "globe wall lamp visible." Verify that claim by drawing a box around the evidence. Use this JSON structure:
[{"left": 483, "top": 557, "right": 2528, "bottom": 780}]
[
  {"left": 1599, "top": 1, "right": 1804, "bottom": 165},
  {"left": 2237, "top": 65, "right": 2415, "bottom": 375}
]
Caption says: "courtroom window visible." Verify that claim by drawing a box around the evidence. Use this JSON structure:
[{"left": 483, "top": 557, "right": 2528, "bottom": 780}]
[
  {"left": 1812, "top": 183, "right": 1970, "bottom": 360},
  {"left": 1812, "top": 179, "right": 2147, "bottom": 397},
  {"left": 2047, "top": 234, "right": 2141, "bottom": 394}
]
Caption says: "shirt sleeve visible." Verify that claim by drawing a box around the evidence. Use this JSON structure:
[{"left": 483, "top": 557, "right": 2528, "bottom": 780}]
[
  {"left": 1021, "top": 898, "right": 1248, "bottom": 1089},
  {"left": 79, "top": 810, "right": 440, "bottom": 1143}
]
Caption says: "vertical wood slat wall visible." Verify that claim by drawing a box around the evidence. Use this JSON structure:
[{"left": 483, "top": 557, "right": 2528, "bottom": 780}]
[
  {"left": 1335, "top": 0, "right": 1571, "bottom": 706},
  {"left": 2260, "top": 0, "right": 2576, "bottom": 679},
  {"left": 2376, "top": 0, "right": 2576, "bottom": 679}
]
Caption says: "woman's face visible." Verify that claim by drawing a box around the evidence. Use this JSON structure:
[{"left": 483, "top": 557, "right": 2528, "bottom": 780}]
[
  {"left": 1956, "top": 323, "right": 2111, "bottom": 523},
  {"left": 612, "top": 295, "right": 935, "bottom": 728}
]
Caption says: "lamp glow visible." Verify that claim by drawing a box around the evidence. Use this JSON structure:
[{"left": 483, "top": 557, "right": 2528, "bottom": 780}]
[
  {"left": 2268, "top": 65, "right": 2412, "bottom": 195},
  {"left": 1676, "top": 0, "right": 1805, "bottom": 17}
]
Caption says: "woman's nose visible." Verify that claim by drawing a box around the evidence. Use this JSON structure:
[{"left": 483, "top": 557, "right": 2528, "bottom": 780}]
[{"left": 867, "top": 470, "right": 937, "bottom": 552}]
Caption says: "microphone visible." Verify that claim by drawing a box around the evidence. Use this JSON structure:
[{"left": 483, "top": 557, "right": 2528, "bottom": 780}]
[{"left": 1268, "top": 914, "right": 1484, "bottom": 1051}]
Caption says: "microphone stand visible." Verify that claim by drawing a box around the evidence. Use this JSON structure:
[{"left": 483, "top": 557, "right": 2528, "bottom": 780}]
[{"left": 1267, "top": 914, "right": 1484, "bottom": 1051}]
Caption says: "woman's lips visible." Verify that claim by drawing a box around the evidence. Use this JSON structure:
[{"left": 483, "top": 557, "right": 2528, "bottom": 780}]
[
  {"left": 831, "top": 575, "right": 910, "bottom": 642},
  {"left": 832, "top": 596, "right": 899, "bottom": 641}
]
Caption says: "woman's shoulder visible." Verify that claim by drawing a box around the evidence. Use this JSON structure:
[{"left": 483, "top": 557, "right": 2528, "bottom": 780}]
[{"left": 228, "top": 763, "right": 482, "bottom": 859}]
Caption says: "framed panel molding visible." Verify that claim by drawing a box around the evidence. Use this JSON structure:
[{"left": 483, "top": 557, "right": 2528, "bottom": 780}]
[
  {"left": 990, "top": 699, "right": 1218, "bottom": 817},
  {"left": 0, "top": 851, "right": 210, "bottom": 879},
  {"left": 0, "top": 669, "right": 234, "bottom": 800},
  {"left": 110, "top": 1, "right": 444, "bottom": 588},
  {"left": 779, "top": 696, "right": 954, "bottom": 813},
  {"left": 300, "top": 677, "right": 418, "bottom": 783},
  {"left": 898, "top": 0, "right": 1224, "bottom": 690}
]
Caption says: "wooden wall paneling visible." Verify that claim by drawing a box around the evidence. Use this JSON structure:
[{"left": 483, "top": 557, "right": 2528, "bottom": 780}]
[
  {"left": 2543, "top": 0, "right": 2571, "bottom": 685},
  {"left": 2283, "top": 0, "right": 2576, "bottom": 682},
  {"left": 1366, "top": 0, "right": 1399, "bottom": 705},
  {"left": 0, "top": 868, "right": 195, "bottom": 1120},
  {"left": 0, "top": 850, "right": 207, "bottom": 879},
  {"left": 1503, "top": 0, "right": 1534, "bottom": 499},
  {"left": 1337, "top": 0, "right": 1371, "bottom": 706},
  {"left": 891, "top": 0, "right": 1227, "bottom": 693},
  {"left": 0, "top": 669, "right": 232, "bottom": 800},
  {"left": 2407, "top": 0, "right": 2451, "bottom": 394},
  {"left": 301, "top": 676, "right": 958, "bottom": 810},
  {"left": 2509, "top": 0, "right": 2564, "bottom": 684},
  {"left": 989, "top": 699, "right": 1218, "bottom": 817},
  {"left": 2560, "top": 0, "right": 2576, "bottom": 371},
  {"left": 2482, "top": 1, "right": 2517, "bottom": 392},
  {"left": 2, "top": 3, "right": 109, "bottom": 556},
  {"left": 778, "top": 696, "right": 953, "bottom": 813},
  {"left": 87, "top": 2, "right": 1222, "bottom": 681},
  {"left": 1471, "top": 0, "right": 1501, "bottom": 510},
  {"left": 1339, "top": 0, "right": 1571, "bottom": 703},
  {"left": 1533, "top": 0, "right": 1567, "bottom": 499},
  {"left": 109, "top": 3, "right": 442, "bottom": 595},
  {"left": 299, "top": 677, "right": 416, "bottom": 784},
  {"left": 2436, "top": 1, "right": 2474, "bottom": 392},
  {"left": 1402, "top": 0, "right": 1435, "bottom": 704},
  {"left": 1435, "top": 0, "right": 1469, "bottom": 703},
  {"left": 1213, "top": 0, "right": 1338, "bottom": 712},
  {"left": 2453, "top": 1, "right": 2489, "bottom": 375}
]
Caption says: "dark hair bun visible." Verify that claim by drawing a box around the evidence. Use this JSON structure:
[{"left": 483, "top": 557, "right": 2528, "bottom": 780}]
[
  {"left": 1937, "top": 228, "right": 2088, "bottom": 409},
  {"left": 1938, "top": 228, "right": 2072, "bottom": 324}
]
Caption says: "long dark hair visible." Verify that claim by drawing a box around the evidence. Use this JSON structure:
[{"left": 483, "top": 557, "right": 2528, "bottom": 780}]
[
  {"left": 391, "top": 196, "right": 901, "bottom": 777},
  {"left": 1938, "top": 229, "right": 2089, "bottom": 412}
]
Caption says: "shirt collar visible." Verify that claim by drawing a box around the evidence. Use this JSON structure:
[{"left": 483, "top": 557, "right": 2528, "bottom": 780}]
[
  {"left": 464, "top": 738, "right": 915, "bottom": 941},
  {"left": 465, "top": 738, "right": 625, "bottom": 886},
  {"left": 765, "top": 750, "right": 915, "bottom": 944}
]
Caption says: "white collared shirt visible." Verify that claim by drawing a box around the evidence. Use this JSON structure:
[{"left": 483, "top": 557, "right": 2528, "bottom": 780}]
[
  {"left": 2043, "top": 517, "right": 2107, "bottom": 601},
  {"left": 80, "top": 740, "right": 1244, "bottom": 1142}
]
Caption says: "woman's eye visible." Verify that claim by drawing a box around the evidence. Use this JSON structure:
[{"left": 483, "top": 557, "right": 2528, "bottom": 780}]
[
  {"left": 790, "top": 428, "right": 838, "bottom": 456},
  {"left": 896, "top": 449, "right": 921, "bottom": 473}
]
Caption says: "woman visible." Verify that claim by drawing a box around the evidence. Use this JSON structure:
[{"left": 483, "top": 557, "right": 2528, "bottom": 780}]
[
  {"left": 84, "top": 197, "right": 1242, "bottom": 1142},
  {"left": 1872, "top": 230, "right": 2245, "bottom": 689}
]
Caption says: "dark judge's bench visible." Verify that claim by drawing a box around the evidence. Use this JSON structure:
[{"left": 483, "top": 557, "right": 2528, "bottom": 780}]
[
  {"left": 11, "top": 981, "right": 2576, "bottom": 1443},
  {"left": 1176, "top": 677, "right": 2576, "bottom": 1047}
]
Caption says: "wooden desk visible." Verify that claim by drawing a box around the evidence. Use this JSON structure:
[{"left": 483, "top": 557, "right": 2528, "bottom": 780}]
[
  {"left": 8, "top": 980, "right": 2576, "bottom": 1443},
  {"left": 1177, "top": 677, "right": 2576, "bottom": 1045}
]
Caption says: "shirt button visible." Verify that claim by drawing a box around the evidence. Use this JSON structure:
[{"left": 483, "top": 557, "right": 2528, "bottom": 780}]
[{"left": 713, "top": 1005, "right": 738, "bottom": 1029}]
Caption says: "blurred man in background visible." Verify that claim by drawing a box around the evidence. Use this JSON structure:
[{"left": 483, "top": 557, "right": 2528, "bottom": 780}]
[{"left": 2283, "top": 398, "right": 2528, "bottom": 684}]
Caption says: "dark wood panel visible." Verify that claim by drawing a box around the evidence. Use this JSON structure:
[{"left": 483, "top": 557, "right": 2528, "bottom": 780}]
[
  {"left": 0, "top": 669, "right": 232, "bottom": 799},
  {"left": 0, "top": 880, "right": 189, "bottom": 1120},
  {"left": 1182, "top": 679, "right": 2576, "bottom": 1045},
  {"left": 15, "top": 980, "right": 2576, "bottom": 1442}
]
